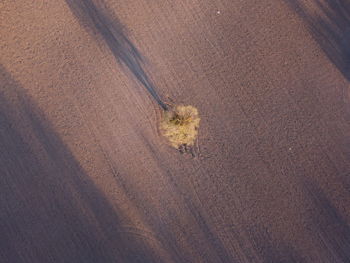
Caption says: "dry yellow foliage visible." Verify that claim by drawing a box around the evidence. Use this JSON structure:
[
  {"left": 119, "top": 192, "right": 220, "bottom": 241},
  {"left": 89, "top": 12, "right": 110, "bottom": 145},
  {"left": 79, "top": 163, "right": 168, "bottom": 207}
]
[{"left": 160, "top": 105, "right": 200, "bottom": 149}]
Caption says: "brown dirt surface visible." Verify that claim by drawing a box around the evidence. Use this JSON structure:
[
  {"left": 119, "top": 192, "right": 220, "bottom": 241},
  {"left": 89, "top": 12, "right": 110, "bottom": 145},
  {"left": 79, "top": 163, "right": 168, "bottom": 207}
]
[{"left": 1, "top": 0, "right": 349, "bottom": 262}]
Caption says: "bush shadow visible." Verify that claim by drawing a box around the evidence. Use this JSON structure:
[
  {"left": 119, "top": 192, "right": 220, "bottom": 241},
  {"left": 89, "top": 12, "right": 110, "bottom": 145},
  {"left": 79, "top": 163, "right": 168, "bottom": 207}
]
[{"left": 65, "top": 0, "right": 167, "bottom": 110}]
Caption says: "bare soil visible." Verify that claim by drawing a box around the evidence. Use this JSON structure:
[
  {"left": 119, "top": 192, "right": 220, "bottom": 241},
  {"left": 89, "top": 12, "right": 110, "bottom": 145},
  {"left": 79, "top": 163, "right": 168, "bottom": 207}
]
[{"left": 1, "top": 0, "right": 349, "bottom": 262}]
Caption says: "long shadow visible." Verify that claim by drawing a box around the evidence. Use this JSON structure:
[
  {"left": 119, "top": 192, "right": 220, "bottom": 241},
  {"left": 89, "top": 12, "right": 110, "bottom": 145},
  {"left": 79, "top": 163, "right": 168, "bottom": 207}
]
[
  {"left": 245, "top": 225, "right": 305, "bottom": 263},
  {"left": 0, "top": 65, "right": 158, "bottom": 262},
  {"left": 65, "top": 0, "right": 168, "bottom": 110},
  {"left": 303, "top": 178, "right": 350, "bottom": 262},
  {"left": 285, "top": 0, "right": 350, "bottom": 81}
]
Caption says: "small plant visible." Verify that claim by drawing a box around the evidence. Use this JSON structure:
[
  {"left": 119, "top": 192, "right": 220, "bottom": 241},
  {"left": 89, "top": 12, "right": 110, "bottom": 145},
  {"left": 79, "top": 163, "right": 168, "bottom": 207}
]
[{"left": 160, "top": 105, "right": 200, "bottom": 149}]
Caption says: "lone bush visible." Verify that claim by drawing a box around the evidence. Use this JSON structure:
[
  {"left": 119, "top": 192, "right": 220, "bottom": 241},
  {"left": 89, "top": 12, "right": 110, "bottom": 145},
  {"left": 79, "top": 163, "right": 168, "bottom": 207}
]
[{"left": 160, "top": 105, "right": 200, "bottom": 149}]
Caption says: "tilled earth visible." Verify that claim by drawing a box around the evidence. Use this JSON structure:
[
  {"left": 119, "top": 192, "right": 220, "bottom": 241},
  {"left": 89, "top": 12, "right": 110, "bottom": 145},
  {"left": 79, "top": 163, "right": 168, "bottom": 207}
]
[{"left": 1, "top": 0, "right": 349, "bottom": 262}]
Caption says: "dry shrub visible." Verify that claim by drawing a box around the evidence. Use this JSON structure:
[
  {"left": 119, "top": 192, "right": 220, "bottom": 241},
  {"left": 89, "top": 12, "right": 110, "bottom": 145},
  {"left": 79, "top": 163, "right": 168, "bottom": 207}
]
[{"left": 160, "top": 105, "right": 200, "bottom": 149}]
